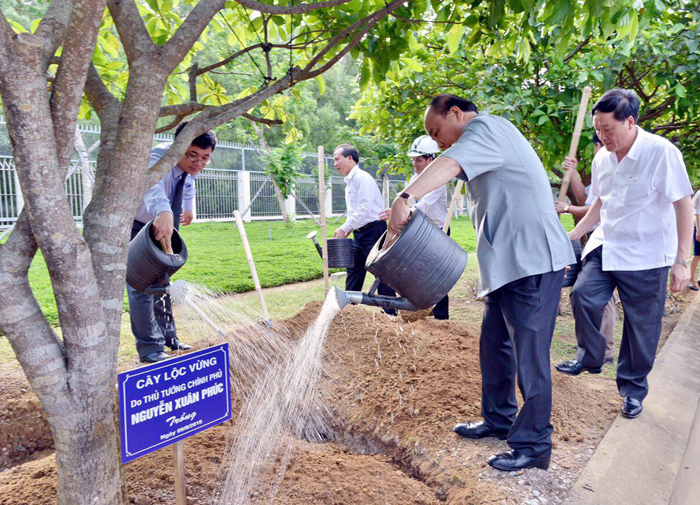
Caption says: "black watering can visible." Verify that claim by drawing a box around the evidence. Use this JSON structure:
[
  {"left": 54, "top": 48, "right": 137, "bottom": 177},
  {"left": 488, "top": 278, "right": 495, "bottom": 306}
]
[
  {"left": 306, "top": 230, "right": 354, "bottom": 268},
  {"left": 126, "top": 221, "right": 188, "bottom": 295},
  {"left": 335, "top": 209, "right": 467, "bottom": 312}
]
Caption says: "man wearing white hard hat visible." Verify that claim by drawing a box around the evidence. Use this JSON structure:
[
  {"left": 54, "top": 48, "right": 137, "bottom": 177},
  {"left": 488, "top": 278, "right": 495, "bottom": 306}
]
[{"left": 382, "top": 135, "right": 451, "bottom": 318}]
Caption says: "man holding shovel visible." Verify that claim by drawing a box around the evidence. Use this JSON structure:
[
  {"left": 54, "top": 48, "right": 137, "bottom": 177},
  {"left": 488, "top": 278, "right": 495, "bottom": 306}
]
[
  {"left": 127, "top": 123, "right": 217, "bottom": 363},
  {"left": 555, "top": 89, "right": 694, "bottom": 419},
  {"left": 386, "top": 94, "right": 574, "bottom": 471},
  {"left": 556, "top": 133, "right": 617, "bottom": 365}
]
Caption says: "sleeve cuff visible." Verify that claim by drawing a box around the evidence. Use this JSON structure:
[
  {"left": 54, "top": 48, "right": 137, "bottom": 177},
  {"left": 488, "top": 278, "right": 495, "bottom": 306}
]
[
  {"left": 183, "top": 198, "right": 194, "bottom": 211},
  {"left": 340, "top": 223, "right": 353, "bottom": 234},
  {"left": 149, "top": 203, "right": 173, "bottom": 217}
]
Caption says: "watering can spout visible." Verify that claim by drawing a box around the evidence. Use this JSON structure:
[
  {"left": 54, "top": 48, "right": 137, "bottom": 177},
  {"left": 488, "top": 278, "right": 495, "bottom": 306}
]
[
  {"left": 306, "top": 231, "right": 324, "bottom": 258},
  {"left": 334, "top": 287, "right": 418, "bottom": 312}
]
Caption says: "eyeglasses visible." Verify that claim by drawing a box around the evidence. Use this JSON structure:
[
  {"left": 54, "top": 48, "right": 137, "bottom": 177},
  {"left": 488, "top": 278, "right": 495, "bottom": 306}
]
[{"left": 185, "top": 152, "right": 211, "bottom": 165}]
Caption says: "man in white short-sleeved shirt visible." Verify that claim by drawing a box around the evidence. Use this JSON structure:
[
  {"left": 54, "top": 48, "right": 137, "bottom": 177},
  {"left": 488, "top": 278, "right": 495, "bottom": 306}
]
[
  {"left": 555, "top": 89, "right": 694, "bottom": 420},
  {"left": 380, "top": 135, "right": 451, "bottom": 318},
  {"left": 690, "top": 190, "right": 700, "bottom": 290},
  {"left": 333, "top": 144, "right": 396, "bottom": 314}
]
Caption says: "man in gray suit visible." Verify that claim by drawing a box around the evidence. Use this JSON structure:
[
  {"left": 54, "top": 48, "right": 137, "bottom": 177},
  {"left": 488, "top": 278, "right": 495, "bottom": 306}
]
[{"left": 386, "top": 95, "right": 574, "bottom": 472}]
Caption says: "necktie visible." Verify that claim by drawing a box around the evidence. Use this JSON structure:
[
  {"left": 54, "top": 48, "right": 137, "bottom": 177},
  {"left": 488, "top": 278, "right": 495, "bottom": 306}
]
[{"left": 170, "top": 173, "right": 187, "bottom": 231}]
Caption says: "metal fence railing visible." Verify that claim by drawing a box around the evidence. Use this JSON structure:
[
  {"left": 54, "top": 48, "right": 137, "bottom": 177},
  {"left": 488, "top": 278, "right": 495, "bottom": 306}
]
[{"left": 0, "top": 116, "right": 415, "bottom": 227}]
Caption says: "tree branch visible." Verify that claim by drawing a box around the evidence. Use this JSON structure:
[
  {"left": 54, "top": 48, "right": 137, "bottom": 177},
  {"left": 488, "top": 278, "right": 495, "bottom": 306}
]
[
  {"left": 159, "top": 101, "right": 209, "bottom": 117},
  {"left": 0, "top": 212, "right": 69, "bottom": 408},
  {"left": 85, "top": 65, "right": 120, "bottom": 114},
  {"left": 234, "top": 0, "right": 353, "bottom": 14},
  {"left": 50, "top": 0, "right": 107, "bottom": 168},
  {"left": 243, "top": 112, "right": 282, "bottom": 125},
  {"left": 107, "top": 0, "right": 155, "bottom": 63},
  {"left": 162, "top": 0, "right": 226, "bottom": 72},
  {"left": 563, "top": 35, "right": 592, "bottom": 64},
  {"left": 33, "top": 0, "right": 74, "bottom": 68},
  {"left": 299, "top": 0, "right": 405, "bottom": 79},
  {"left": 0, "top": 9, "right": 12, "bottom": 71}
]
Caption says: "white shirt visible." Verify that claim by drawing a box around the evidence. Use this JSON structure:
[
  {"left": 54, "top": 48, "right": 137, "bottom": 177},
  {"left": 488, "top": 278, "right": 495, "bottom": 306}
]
[
  {"left": 134, "top": 143, "right": 196, "bottom": 224},
  {"left": 692, "top": 190, "right": 700, "bottom": 216},
  {"left": 408, "top": 172, "right": 447, "bottom": 229},
  {"left": 340, "top": 165, "right": 384, "bottom": 234},
  {"left": 583, "top": 127, "right": 692, "bottom": 271}
]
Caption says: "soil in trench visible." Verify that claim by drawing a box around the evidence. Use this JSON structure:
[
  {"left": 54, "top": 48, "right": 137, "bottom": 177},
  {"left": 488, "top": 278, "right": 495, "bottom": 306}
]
[{"left": 0, "top": 290, "right": 690, "bottom": 505}]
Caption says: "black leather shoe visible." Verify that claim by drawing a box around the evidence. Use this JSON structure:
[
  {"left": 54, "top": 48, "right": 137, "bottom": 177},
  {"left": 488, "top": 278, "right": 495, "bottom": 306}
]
[
  {"left": 621, "top": 397, "right": 643, "bottom": 418},
  {"left": 140, "top": 351, "right": 170, "bottom": 363},
  {"left": 454, "top": 421, "right": 508, "bottom": 440},
  {"left": 167, "top": 341, "right": 192, "bottom": 351},
  {"left": 555, "top": 359, "right": 602, "bottom": 376},
  {"left": 487, "top": 450, "right": 550, "bottom": 471}
]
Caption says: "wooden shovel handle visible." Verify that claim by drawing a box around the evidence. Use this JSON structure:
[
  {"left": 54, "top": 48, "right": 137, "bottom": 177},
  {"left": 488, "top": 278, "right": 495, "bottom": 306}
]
[{"left": 559, "top": 86, "right": 592, "bottom": 202}]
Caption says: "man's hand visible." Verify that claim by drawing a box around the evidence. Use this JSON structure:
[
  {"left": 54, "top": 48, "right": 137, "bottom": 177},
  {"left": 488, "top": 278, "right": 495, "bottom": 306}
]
[
  {"left": 696, "top": 228, "right": 700, "bottom": 242},
  {"left": 670, "top": 263, "right": 690, "bottom": 293},
  {"left": 555, "top": 200, "right": 568, "bottom": 214},
  {"left": 180, "top": 210, "right": 194, "bottom": 226},
  {"left": 562, "top": 156, "right": 579, "bottom": 174},
  {"left": 568, "top": 229, "right": 583, "bottom": 241},
  {"left": 384, "top": 198, "right": 411, "bottom": 248},
  {"left": 152, "top": 212, "right": 174, "bottom": 254},
  {"left": 378, "top": 208, "right": 391, "bottom": 221},
  {"left": 333, "top": 228, "right": 350, "bottom": 239}
]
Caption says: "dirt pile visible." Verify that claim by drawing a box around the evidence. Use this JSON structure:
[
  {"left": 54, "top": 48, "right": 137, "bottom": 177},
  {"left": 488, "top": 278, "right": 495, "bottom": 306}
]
[{"left": 1, "top": 300, "right": 620, "bottom": 505}]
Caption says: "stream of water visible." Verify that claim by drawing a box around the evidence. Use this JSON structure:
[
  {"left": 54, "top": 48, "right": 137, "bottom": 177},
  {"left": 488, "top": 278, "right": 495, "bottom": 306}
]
[{"left": 170, "top": 281, "right": 341, "bottom": 504}]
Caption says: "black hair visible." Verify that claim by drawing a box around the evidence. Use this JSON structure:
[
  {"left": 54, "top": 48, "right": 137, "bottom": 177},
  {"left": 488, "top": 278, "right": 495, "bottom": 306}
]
[
  {"left": 591, "top": 88, "right": 640, "bottom": 123},
  {"left": 174, "top": 121, "right": 218, "bottom": 151},
  {"left": 428, "top": 94, "right": 479, "bottom": 116},
  {"left": 335, "top": 144, "right": 359, "bottom": 164},
  {"left": 593, "top": 132, "right": 602, "bottom": 145},
  {"left": 420, "top": 154, "right": 434, "bottom": 162}
]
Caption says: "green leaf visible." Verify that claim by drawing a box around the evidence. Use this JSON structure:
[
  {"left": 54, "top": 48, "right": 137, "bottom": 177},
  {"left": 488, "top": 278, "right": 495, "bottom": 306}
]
[
  {"left": 316, "top": 75, "right": 326, "bottom": 96},
  {"left": 543, "top": 0, "right": 571, "bottom": 25},
  {"left": 400, "top": 57, "right": 423, "bottom": 72},
  {"left": 447, "top": 24, "right": 466, "bottom": 54},
  {"left": 675, "top": 83, "right": 686, "bottom": 98}
]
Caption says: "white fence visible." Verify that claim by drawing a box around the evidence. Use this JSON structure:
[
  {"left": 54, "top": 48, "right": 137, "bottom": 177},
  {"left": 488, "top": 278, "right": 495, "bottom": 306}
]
[
  {"left": 0, "top": 155, "right": 410, "bottom": 227},
  {"left": 0, "top": 116, "right": 414, "bottom": 228}
]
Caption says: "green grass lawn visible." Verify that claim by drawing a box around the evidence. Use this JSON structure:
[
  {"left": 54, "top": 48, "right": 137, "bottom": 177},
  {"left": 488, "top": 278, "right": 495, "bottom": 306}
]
[
  {"left": 6, "top": 215, "right": 479, "bottom": 327},
  {"left": 4, "top": 212, "right": 572, "bottom": 328}
]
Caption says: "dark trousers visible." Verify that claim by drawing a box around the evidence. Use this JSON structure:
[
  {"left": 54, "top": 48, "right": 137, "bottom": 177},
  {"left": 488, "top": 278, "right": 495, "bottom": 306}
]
[
  {"left": 480, "top": 269, "right": 565, "bottom": 458},
  {"left": 571, "top": 246, "right": 669, "bottom": 401},
  {"left": 346, "top": 220, "right": 396, "bottom": 314},
  {"left": 127, "top": 221, "right": 179, "bottom": 358}
]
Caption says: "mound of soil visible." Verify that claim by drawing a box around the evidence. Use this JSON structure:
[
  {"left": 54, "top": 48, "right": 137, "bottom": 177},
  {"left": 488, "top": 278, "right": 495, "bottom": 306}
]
[{"left": 0, "top": 299, "right": 624, "bottom": 505}]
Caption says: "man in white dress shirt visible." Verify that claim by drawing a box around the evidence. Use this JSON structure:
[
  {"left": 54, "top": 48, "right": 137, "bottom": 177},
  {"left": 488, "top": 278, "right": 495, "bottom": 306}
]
[
  {"left": 332, "top": 144, "right": 396, "bottom": 314},
  {"left": 555, "top": 89, "right": 694, "bottom": 419},
  {"left": 689, "top": 190, "right": 700, "bottom": 291},
  {"left": 381, "top": 135, "right": 450, "bottom": 318}
]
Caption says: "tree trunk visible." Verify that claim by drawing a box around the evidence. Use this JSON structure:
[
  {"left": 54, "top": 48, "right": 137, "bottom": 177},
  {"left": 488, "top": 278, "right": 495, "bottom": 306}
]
[
  {"left": 52, "top": 394, "right": 125, "bottom": 504},
  {"left": 271, "top": 177, "right": 290, "bottom": 222},
  {"left": 252, "top": 123, "right": 289, "bottom": 222}
]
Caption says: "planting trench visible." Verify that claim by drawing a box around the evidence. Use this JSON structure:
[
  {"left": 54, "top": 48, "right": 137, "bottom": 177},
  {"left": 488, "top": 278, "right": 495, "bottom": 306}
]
[{"left": 1, "top": 292, "right": 687, "bottom": 504}]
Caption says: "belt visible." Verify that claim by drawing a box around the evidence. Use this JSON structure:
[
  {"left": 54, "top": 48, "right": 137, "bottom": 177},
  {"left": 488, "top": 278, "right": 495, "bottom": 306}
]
[{"left": 354, "top": 221, "right": 377, "bottom": 233}]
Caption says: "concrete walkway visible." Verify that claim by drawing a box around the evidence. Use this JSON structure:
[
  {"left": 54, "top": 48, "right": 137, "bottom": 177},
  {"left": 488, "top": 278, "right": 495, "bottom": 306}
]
[{"left": 568, "top": 294, "right": 700, "bottom": 505}]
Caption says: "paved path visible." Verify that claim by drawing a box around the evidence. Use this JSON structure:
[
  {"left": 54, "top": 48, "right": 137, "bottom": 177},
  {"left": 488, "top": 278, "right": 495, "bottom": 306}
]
[{"left": 568, "top": 294, "right": 700, "bottom": 505}]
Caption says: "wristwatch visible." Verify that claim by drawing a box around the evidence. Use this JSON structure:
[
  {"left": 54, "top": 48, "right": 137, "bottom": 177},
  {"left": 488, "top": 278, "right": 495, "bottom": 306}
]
[
  {"left": 675, "top": 258, "right": 689, "bottom": 267},
  {"left": 399, "top": 191, "right": 416, "bottom": 207},
  {"left": 564, "top": 204, "right": 570, "bottom": 213}
]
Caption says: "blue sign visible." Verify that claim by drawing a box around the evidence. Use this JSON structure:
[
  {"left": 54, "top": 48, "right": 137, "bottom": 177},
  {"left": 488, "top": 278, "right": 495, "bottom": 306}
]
[{"left": 118, "top": 343, "right": 232, "bottom": 463}]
